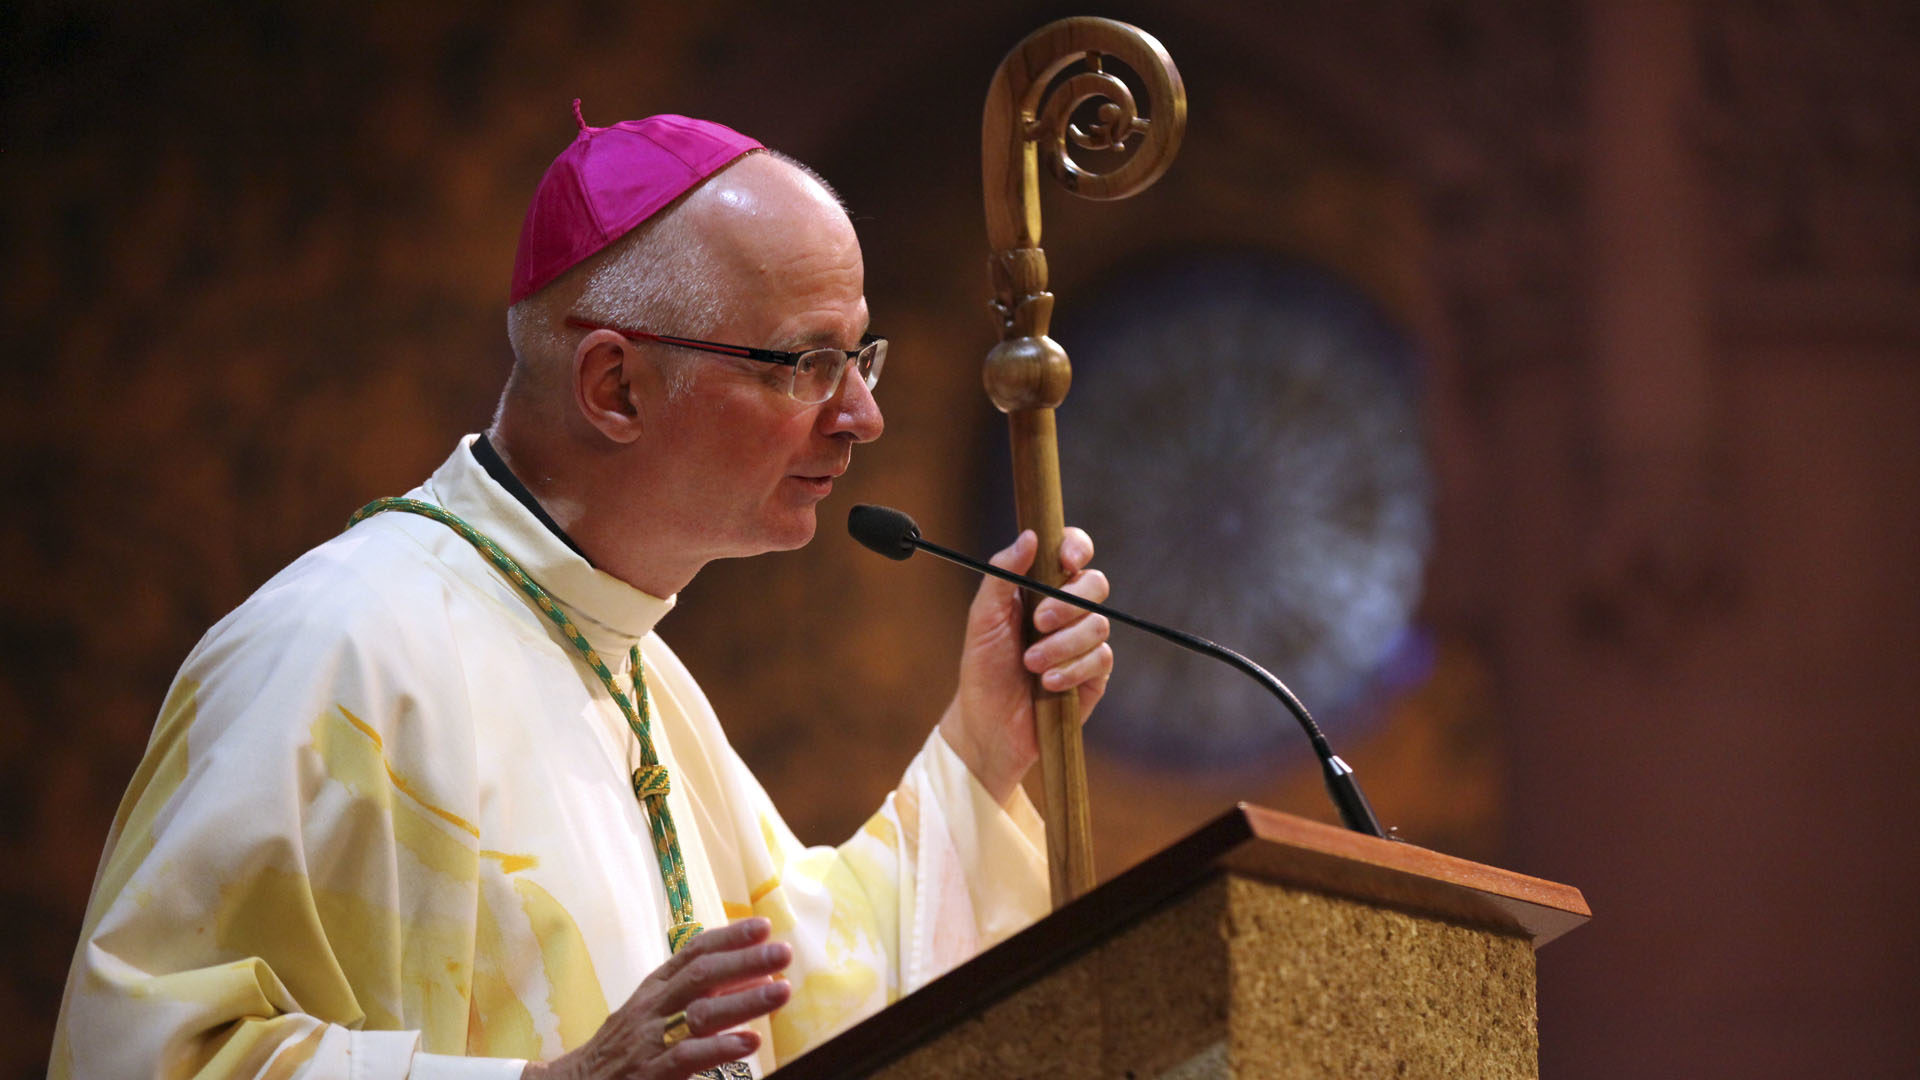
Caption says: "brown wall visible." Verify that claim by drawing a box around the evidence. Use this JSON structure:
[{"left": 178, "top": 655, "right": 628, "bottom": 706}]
[{"left": 3, "top": 1, "right": 1915, "bottom": 1074}]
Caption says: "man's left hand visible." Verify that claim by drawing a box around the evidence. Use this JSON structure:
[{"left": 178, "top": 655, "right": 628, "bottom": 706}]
[{"left": 938, "top": 527, "right": 1112, "bottom": 805}]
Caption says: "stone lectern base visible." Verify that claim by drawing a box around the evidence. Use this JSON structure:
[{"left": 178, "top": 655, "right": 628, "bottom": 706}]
[{"left": 881, "top": 874, "right": 1538, "bottom": 1079}]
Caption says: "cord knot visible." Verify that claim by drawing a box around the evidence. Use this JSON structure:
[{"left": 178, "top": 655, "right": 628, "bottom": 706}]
[
  {"left": 668, "top": 920, "right": 704, "bottom": 952},
  {"left": 632, "top": 764, "right": 671, "bottom": 801}
]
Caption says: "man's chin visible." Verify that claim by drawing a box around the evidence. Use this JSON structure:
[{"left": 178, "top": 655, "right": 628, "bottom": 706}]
[{"left": 760, "top": 507, "right": 819, "bottom": 552}]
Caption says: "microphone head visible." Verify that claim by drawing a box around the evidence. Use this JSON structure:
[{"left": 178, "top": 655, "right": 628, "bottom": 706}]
[{"left": 847, "top": 504, "right": 921, "bottom": 560}]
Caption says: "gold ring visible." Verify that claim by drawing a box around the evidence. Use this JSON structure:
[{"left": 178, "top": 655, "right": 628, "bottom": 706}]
[{"left": 661, "top": 1009, "right": 692, "bottom": 1048}]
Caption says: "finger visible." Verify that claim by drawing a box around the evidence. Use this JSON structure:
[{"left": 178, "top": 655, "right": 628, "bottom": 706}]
[
  {"left": 686, "top": 978, "right": 792, "bottom": 1036},
  {"left": 1060, "top": 565, "right": 1111, "bottom": 604},
  {"left": 654, "top": 1030, "right": 761, "bottom": 1080},
  {"left": 1038, "top": 641, "right": 1113, "bottom": 694},
  {"left": 664, "top": 939, "right": 791, "bottom": 1012},
  {"left": 1024, "top": 613, "right": 1111, "bottom": 675},
  {"left": 970, "top": 530, "right": 1037, "bottom": 622},
  {"left": 1077, "top": 647, "right": 1112, "bottom": 715},
  {"left": 701, "top": 970, "right": 781, "bottom": 999},
  {"left": 1058, "top": 527, "right": 1095, "bottom": 574},
  {"left": 1032, "top": 569, "right": 1109, "bottom": 632},
  {"left": 648, "top": 917, "right": 773, "bottom": 984},
  {"left": 987, "top": 529, "right": 1038, "bottom": 574}
]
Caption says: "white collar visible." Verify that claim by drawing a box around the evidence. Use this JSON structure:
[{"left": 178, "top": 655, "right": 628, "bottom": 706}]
[{"left": 419, "top": 434, "right": 678, "bottom": 643}]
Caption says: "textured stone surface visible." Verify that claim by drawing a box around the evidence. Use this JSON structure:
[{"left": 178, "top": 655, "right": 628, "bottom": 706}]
[
  {"left": 1223, "top": 876, "right": 1535, "bottom": 1079},
  {"left": 875, "top": 876, "right": 1229, "bottom": 1079},
  {"left": 874, "top": 874, "right": 1535, "bottom": 1079}
]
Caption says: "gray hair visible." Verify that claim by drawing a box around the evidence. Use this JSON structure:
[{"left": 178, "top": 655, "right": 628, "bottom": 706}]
[{"left": 504, "top": 212, "right": 728, "bottom": 403}]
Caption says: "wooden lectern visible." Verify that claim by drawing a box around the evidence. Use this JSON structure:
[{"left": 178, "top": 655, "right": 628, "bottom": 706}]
[{"left": 772, "top": 805, "right": 1589, "bottom": 1079}]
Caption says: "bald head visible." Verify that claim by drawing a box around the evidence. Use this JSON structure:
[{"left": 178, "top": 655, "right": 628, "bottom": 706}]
[{"left": 673, "top": 152, "right": 857, "bottom": 291}]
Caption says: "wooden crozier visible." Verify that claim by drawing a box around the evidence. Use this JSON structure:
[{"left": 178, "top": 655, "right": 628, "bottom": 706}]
[{"left": 980, "top": 17, "right": 1186, "bottom": 908}]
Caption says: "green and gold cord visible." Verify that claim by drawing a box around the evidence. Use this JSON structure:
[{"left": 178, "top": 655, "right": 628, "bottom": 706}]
[{"left": 348, "top": 496, "right": 703, "bottom": 953}]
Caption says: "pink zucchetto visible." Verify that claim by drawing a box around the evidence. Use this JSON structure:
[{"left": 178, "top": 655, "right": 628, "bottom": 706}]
[{"left": 508, "top": 101, "right": 763, "bottom": 305}]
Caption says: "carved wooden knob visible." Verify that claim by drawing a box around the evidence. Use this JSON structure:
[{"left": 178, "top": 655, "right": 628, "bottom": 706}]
[{"left": 983, "top": 333, "right": 1072, "bottom": 413}]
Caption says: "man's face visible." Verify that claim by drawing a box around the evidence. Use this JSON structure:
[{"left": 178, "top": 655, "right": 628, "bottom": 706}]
[{"left": 639, "top": 156, "right": 885, "bottom": 561}]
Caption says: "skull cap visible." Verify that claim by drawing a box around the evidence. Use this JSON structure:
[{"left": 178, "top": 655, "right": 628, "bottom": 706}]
[{"left": 509, "top": 102, "right": 762, "bottom": 305}]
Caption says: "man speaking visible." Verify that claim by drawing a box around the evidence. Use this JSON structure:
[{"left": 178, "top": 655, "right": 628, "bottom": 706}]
[{"left": 52, "top": 106, "right": 1114, "bottom": 1079}]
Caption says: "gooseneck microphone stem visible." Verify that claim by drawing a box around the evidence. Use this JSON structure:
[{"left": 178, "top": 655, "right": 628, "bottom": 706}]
[{"left": 853, "top": 505, "right": 1387, "bottom": 839}]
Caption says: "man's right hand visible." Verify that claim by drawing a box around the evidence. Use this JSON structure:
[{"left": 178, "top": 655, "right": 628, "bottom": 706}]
[{"left": 522, "top": 917, "right": 792, "bottom": 1080}]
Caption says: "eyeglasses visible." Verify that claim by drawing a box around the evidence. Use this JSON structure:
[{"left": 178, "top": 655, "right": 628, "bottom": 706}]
[{"left": 565, "top": 317, "right": 886, "bottom": 405}]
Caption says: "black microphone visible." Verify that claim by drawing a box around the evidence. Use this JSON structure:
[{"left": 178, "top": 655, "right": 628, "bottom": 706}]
[{"left": 848, "top": 504, "right": 1388, "bottom": 839}]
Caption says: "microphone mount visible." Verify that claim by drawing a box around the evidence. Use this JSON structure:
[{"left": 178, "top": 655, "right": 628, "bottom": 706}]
[{"left": 848, "top": 504, "right": 1388, "bottom": 839}]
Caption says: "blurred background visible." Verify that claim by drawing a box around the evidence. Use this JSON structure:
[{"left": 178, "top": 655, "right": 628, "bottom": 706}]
[{"left": 3, "top": 0, "right": 1916, "bottom": 1075}]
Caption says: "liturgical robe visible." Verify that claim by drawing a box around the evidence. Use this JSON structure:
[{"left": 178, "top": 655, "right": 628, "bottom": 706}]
[{"left": 52, "top": 435, "right": 1049, "bottom": 1079}]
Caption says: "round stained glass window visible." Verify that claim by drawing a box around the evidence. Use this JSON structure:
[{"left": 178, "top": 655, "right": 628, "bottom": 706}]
[{"left": 990, "top": 254, "right": 1432, "bottom": 768}]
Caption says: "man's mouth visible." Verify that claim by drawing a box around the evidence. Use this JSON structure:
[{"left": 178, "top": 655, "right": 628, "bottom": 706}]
[
  {"left": 794, "top": 460, "right": 849, "bottom": 483},
  {"left": 789, "top": 467, "right": 844, "bottom": 495}
]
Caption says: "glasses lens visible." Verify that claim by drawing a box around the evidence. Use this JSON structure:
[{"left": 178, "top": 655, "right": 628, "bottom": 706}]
[
  {"left": 790, "top": 349, "right": 845, "bottom": 404},
  {"left": 859, "top": 339, "right": 887, "bottom": 391},
  {"left": 788, "top": 338, "right": 885, "bottom": 403}
]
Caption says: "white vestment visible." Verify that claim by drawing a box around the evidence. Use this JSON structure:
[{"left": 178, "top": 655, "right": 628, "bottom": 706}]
[{"left": 53, "top": 436, "right": 1048, "bottom": 1079}]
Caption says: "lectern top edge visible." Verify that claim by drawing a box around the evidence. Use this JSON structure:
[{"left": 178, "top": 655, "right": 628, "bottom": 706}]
[{"left": 1225, "top": 803, "right": 1592, "bottom": 947}]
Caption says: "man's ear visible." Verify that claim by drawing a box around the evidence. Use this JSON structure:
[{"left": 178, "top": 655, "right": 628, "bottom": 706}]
[{"left": 573, "top": 331, "right": 660, "bottom": 444}]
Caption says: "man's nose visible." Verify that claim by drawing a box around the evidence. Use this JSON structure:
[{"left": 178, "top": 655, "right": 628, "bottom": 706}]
[{"left": 820, "top": 367, "right": 884, "bottom": 443}]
